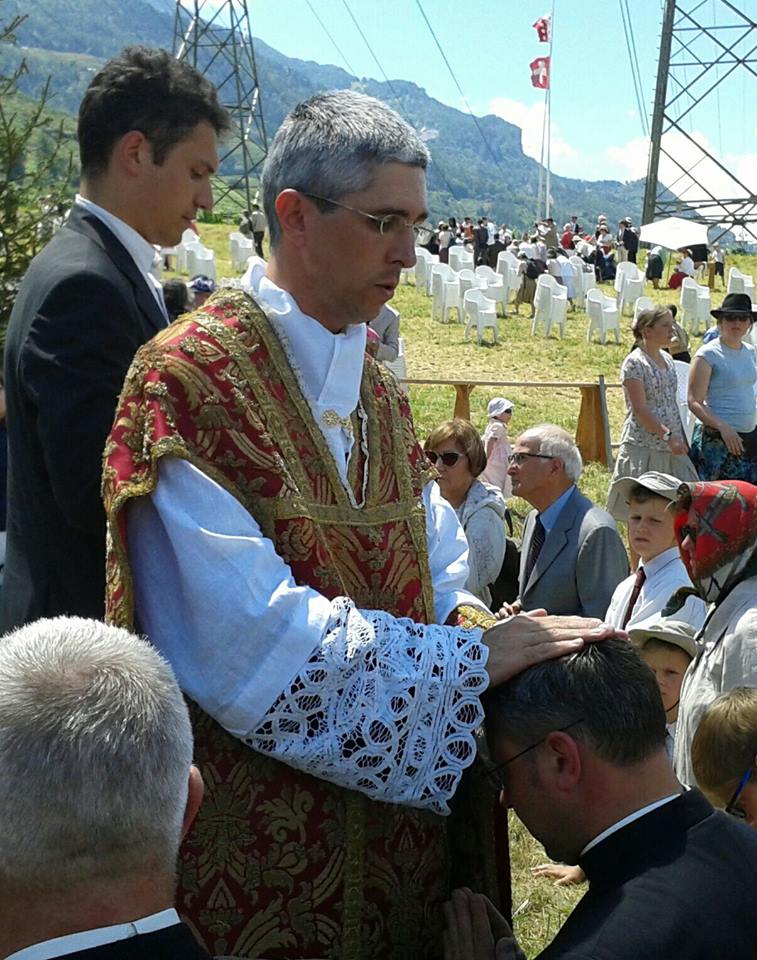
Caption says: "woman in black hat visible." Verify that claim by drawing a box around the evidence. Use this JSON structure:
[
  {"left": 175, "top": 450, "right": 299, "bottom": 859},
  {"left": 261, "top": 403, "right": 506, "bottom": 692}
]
[{"left": 687, "top": 292, "right": 757, "bottom": 482}]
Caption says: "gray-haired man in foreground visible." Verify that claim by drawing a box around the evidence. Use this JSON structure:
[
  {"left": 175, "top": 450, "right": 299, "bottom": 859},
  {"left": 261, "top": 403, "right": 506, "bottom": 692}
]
[{"left": 0, "top": 617, "right": 208, "bottom": 959}]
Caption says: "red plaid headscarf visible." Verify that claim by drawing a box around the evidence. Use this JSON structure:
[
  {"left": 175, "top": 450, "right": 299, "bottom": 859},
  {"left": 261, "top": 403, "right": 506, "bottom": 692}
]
[{"left": 673, "top": 480, "right": 757, "bottom": 605}]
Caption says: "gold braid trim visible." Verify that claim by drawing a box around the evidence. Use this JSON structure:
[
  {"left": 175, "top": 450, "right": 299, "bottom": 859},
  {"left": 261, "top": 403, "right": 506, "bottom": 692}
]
[{"left": 455, "top": 604, "right": 498, "bottom": 631}]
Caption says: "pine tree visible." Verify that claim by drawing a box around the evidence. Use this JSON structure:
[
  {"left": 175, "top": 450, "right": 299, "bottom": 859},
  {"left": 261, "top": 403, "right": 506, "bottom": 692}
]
[{"left": 0, "top": 4, "right": 73, "bottom": 343}]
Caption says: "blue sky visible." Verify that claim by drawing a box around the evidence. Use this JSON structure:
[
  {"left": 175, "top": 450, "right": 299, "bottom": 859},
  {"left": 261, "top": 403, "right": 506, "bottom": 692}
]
[{"left": 237, "top": 0, "right": 756, "bottom": 191}]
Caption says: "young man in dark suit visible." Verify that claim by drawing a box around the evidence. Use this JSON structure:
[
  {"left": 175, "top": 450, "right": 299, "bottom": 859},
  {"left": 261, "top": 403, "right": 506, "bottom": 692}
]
[
  {"left": 1, "top": 47, "right": 229, "bottom": 630},
  {"left": 0, "top": 617, "right": 209, "bottom": 958},
  {"left": 445, "top": 638, "right": 757, "bottom": 959}
]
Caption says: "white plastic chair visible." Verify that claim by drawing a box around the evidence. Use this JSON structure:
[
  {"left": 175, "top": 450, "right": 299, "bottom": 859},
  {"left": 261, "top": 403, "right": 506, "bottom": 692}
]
[
  {"left": 440, "top": 274, "right": 462, "bottom": 323},
  {"left": 633, "top": 296, "right": 655, "bottom": 324},
  {"left": 615, "top": 263, "right": 644, "bottom": 316},
  {"left": 448, "top": 246, "right": 474, "bottom": 272},
  {"left": 586, "top": 288, "right": 620, "bottom": 344},
  {"left": 187, "top": 246, "right": 216, "bottom": 281},
  {"left": 673, "top": 359, "right": 696, "bottom": 444},
  {"left": 231, "top": 236, "right": 254, "bottom": 272},
  {"left": 415, "top": 249, "right": 439, "bottom": 295},
  {"left": 177, "top": 239, "right": 201, "bottom": 274},
  {"left": 430, "top": 263, "right": 455, "bottom": 321},
  {"left": 463, "top": 288, "right": 499, "bottom": 345},
  {"left": 680, "top": 278, "right": 711, "bottom": 335},
  {"left": 727, "top": 266, "right": 756, "bottom": 299},
  {"left": 532, "top": 274, "right": 568, "bottom": 338},
  {"left": 475, "top": 266, "right": 508, "bottom": 315}
]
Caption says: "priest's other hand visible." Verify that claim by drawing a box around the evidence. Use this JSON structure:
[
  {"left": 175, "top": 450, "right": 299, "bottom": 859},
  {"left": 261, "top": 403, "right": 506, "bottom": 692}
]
[
  {"left": 482, "top": 614, "right": 623, "bottom": 687},
  {"left": 443, "top": 887, "right": 526, "bottom": 960}
]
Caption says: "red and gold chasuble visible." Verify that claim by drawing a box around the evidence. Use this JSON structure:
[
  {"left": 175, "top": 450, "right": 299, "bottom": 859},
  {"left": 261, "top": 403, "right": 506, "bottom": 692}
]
[{"left": 103, "top": 290, "right": 503, "bottom": 959}]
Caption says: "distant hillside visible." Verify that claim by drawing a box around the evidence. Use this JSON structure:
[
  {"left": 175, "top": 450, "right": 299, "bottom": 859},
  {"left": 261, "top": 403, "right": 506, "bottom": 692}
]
[{"left": 1, "top": 0, "right": 645, "bottom": 226}]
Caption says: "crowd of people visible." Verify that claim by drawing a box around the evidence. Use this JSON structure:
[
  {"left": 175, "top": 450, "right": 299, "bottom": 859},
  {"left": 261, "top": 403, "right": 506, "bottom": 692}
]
[{"left": 0, "top": 42, "right": 756, "bottom": 960}]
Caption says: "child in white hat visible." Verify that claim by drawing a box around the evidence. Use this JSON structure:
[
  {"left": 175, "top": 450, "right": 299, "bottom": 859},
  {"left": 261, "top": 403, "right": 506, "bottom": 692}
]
[{"left": 480, "top": 397, "right": 514, "bottom": 497}]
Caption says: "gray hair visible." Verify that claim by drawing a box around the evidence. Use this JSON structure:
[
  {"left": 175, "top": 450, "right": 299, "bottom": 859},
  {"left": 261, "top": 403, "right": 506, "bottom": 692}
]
[
  {"left": 485, "top": 638, "right": 667, "bottom": 767},
  {"left": 0, "top": 617, "right": 193, "bottom": 888},
  {"left": 262, "top": 89, "right": 430, "bottom": 248},
  {"left": 519, "top": 424, "right": 583, "bottom": 482}
]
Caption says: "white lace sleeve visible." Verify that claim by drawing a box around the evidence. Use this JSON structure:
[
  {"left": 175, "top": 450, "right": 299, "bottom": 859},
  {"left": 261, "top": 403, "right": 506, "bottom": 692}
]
[{"left": 247, "top": 598, "right": 489, "bottom": 815}]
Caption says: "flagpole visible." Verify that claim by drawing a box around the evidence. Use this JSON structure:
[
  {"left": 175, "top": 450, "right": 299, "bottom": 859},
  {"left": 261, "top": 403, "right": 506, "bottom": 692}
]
[{"left": 545, "top": 0, "right": 556, "bottom": 220}]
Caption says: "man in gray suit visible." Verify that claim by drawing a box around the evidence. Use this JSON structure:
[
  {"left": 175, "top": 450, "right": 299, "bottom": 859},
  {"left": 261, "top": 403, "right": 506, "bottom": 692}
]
[{"left": 504, "top": 425, "right": 628, "bottom": 618}]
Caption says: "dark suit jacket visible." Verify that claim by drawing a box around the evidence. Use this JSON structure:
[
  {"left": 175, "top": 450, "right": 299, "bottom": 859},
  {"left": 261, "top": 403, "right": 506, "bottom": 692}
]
[
  {"left": 538, "top": 789, "right": 757, "bottom": 959},
  {"left": 1, "top": 204, "right": 166, "bottom": 629},
  {"left": 518, "top": 487, "right": 628, "bottom": 617},
  {"left": 31, "top": 922, "right": 212, "bottom": 959}
]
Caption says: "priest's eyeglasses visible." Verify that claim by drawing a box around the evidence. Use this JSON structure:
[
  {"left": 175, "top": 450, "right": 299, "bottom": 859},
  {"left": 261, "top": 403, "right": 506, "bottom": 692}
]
[
  {"left": 725, "top": 764, "right": 754, "bottom": 820},
  {"left": 482, "top": 719, "right": 584, "bottom": 793},
  {"left": 302, "top": 193, "right": 430, "bottom": 240}
]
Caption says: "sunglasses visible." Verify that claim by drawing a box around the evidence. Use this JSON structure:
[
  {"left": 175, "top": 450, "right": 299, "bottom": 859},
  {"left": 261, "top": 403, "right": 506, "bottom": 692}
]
[
  {"left": 725, "top": 765, "right": 754, "bottom": 820},
  {"left": 426, "top": 450, "right": 465, "bottom": 467},
  {"left": 679, "top": 523, "right": 697, "bottom": 543}
]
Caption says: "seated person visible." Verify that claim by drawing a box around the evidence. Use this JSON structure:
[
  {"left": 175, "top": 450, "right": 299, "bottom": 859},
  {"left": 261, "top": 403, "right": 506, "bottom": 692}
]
[
  {"left": 445, "top": 639, "right": 757, "bottom": 959},
  {"left": 692, "top": 686, "right": 757, "bottom": 827},
  {"left": 188, "top": 274, "right": 215, "bottom": 308},
  {"left": 502, "top": 425, "right": 628, "bottom": 618},
  {"left": 669, "top": 248, "right": 695, "bottom": 289},
  {"left": 162, "top": 278, "right": 190, "bottom": 322},
  {"left": 425, "top": 419, "right": 507, "bottom": 608},
  {"left": 604, "top": 472, "right": 706, "bottom": 630},
  {"left": 0, "top": 616, "right": 208, "bottom": 959},
  {"left": 594, "top": 239, "right": 616, "bottom": 281},
  {"left": 367, "top": 303, "right": 400, "bottom": 362}
]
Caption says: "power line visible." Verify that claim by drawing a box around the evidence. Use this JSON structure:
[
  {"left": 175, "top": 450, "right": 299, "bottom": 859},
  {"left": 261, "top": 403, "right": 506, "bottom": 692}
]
[
  {"left": 414, "top": 0, "right": 504, "bottom": 171},
  {"left": 619, "top": 0, "right": 650, "bottom": 136},
  {"left": 623, "top": 0, "right": 650, "bottom": 136},
  {"left": 338, "top": 0, "right": 460, "bottom": 199},
  {"left": 304, "top": 0, "right": 357, "bottom": 77}
]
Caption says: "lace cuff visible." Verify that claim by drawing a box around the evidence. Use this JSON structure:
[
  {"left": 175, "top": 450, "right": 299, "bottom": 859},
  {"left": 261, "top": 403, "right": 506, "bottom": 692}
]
[{"left": 246, "top": 597, "right": 489, "bottom": 815}]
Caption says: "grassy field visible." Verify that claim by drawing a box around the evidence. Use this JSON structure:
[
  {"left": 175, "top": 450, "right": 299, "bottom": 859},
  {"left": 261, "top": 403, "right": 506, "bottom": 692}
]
[{"left": 186, "top": 226, "right": 757, "bottom": 955}]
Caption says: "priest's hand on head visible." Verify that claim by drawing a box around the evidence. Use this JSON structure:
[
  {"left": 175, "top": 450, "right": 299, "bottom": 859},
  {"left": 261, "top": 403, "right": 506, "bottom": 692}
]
[{"left": 482, "top": 613, "right": 624, "bottom": 687}]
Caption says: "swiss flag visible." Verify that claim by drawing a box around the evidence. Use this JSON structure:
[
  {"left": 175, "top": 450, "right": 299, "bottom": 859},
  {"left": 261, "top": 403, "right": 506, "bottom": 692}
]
[
  {"left": 530, "top": 56, "right": 550, "bottom": 89},
  {"left": 533, "top": 15, "right": 551, "bottom": 42}
]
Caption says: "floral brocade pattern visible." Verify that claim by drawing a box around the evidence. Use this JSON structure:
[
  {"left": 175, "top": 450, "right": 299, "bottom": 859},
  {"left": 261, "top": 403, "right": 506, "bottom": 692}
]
[{"left": 102, "top": 290, "right": 499, "bottom": 959}]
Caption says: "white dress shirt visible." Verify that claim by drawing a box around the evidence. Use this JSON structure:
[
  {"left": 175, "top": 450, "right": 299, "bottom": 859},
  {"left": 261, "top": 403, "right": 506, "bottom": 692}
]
[
  {"left": 604, "top": 546, "right": 706, "bottom": 631},
  {"left": 7, "top": 909, "right": 179, "bottom": 960},
  {"left": 127, "top": 274, "right": 488, "bottom": 813},
  {"left": 75, "top": 195, "right": 169, "bottom": 323},
  {"left": 580, "top": 794, "right": 681, "bottom": 857}
]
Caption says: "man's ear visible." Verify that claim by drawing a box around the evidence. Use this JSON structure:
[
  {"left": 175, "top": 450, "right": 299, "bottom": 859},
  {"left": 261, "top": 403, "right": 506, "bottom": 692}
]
[
  {"left": 110, "top": 129, "right": 153, "bottom": 180},
  {"left": 182, "top": 764, "right": 205, "bottom": 838},
  {"left": 274, "top": 189, "right": 310, "bottom": 247},
  {"left": 543, "top": 731, "right": 582, "bottom": 791}
]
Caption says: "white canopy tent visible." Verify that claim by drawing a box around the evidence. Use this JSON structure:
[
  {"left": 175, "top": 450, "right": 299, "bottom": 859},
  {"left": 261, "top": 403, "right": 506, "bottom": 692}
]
[{"left": 639, "top": 217, "right": 709, "bottom": 251}]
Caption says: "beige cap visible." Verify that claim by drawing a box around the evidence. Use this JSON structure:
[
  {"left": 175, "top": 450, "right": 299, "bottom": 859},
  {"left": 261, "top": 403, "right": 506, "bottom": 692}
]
[
  {"left": 628, "top": 614, "right": 700, "bottom": 660},
  {"left": 612, "top": 471, "right": 685, "bottom": 521}
]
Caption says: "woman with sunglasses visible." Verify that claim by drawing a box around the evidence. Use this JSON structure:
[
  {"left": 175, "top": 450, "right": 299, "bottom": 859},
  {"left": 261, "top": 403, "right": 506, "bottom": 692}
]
[
  {"left": 687, "top": 293, "right": 757, "bottom": 483},
  {"left": 424, "top": 419, "right": 507, "bottom": 609},
  {"left": 670, "top": 480, "right": 757, "bottom": 788},
  {"left": 692, "top": 687, "right": 757, "bottom": 826}
]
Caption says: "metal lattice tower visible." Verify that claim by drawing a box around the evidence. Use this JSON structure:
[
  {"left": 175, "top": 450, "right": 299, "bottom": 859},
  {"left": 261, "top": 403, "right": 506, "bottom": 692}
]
[
  {"left": 643, "top": 0, "right": 757, "bottom": 241},
  {"left": 174, "top": 0, "right": 267, "bottom": 213}
]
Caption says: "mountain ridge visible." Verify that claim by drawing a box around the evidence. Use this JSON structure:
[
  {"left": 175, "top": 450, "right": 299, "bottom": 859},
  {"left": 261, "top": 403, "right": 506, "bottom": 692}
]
[{"left": 0, "top": 0, "right": 645, "bottom": 226}]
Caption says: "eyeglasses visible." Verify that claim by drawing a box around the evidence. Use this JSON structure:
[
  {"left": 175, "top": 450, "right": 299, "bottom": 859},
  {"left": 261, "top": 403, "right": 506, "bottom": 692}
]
[
  {"left": 302, "top": 193, "right": 430, "bottom": 240},
  {"left": 679, "top": 523, "right": 697, "bottom": 544},
  {"left": 426, "top": 450, "right": 465, "bottom": 467},
  {"left": 481, "top": 719, "right": 584, "bottom": 793},
  {"left": 507, "top": 452, "right": 555, "bottom": 466},
  {"left": 725, "top": 765, "right": 754, "bottom": 820}
]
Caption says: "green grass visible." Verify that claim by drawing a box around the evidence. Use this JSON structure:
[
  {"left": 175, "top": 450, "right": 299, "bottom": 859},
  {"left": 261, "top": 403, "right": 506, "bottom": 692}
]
[{"left": 182, "top": 229, "right": 757, "bottom": 956}]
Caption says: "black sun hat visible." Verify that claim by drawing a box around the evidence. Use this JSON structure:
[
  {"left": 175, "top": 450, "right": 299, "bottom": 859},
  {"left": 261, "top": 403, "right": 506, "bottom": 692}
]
[{"left": 711, "top": 292, "right": 757, "bottom": 320}]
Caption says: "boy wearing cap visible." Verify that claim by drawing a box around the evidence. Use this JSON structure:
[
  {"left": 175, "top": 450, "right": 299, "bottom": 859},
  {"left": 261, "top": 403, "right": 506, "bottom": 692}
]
[
  {"left": 605, "top": 472, "right": 706, "bottom": 631},
  {"left": 480, "top": 397, "right": 514, "bottom": 498},
  {"left": 629, "top": 614, "right": 699, "bottom": 758}
]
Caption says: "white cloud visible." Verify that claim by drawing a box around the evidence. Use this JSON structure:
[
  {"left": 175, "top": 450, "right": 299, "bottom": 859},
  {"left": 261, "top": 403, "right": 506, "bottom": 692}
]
[{"left": 488, "top": 96, "right": 577, "bottom": 166}]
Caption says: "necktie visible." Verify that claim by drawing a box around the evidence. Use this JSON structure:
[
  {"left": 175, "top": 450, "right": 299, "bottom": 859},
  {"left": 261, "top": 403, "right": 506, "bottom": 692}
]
[
  {"left": 622, "top": 565, "right": 646, "bottom": 628},
  {"left": 524, "top": 516, "right": 546, "bottom": 583}
]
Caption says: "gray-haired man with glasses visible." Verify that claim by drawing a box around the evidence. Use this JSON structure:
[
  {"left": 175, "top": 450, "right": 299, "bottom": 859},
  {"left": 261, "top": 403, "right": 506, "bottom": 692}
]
[
  {"left": 444, "top": 639, "right": 757, "bottom": 960},
  {"left": 105, "top": 90, "right": 619, "bottom": 958}
]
